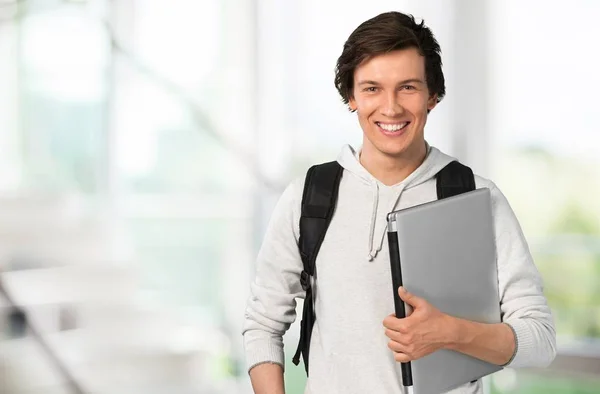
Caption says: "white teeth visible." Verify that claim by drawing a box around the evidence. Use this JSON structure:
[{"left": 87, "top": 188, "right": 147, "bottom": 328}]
[{"left": 378, "top": 122, "right": 408, "bottom": 132}]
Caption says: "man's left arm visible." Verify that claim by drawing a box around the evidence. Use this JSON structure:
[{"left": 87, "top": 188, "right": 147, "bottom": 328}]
[
  {"left": 385, "top": 287, "right": 517, "bottom": 366},
  {"left": 385, "top": 184, "right": 557, "bottom": 368},
  {"left": 445, "top": 184, "right": 557, "bottom": 367},
  {"left": 443, "top": 317, "right": 516, "bottom": 366},
  {"left": 479, "top": 183, "right": 557, "bottom": 368}
]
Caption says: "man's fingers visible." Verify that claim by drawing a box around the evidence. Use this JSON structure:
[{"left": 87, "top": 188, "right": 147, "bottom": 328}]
[
  {"left": 393, "top": 351, "right": 412, "bottom": 363},
  {"left": 385, "top": 328, "right": 409, "bottom": 344},
  {"left": 388, "top": 339, "right": 401, "bottom": 351},
  {"left": 389, "top": 338, "right": 417, "bottom": 362},
  {"left": 383, "top": 314, "right": 396, "bottom": 328},
  {"left": 398, "top": 286, "right": 425, "bottom": 308},
  {"left": 383, "top": 316, "right": 409, "bottom": 333}
]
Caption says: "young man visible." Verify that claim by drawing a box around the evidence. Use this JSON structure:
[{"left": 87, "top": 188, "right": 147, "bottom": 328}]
[{"left": 242, "top": 11, "right": 556, "bottom": 394}]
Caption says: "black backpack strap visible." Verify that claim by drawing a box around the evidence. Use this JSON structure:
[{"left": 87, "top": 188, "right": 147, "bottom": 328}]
[
  {"left": 292, "top": 161, "right": 343, "bottom": 375},
  {"left": 436, "top": 161, "right": 476, "bottom": 199}
]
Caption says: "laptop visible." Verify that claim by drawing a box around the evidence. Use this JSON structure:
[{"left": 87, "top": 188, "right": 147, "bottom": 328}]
[{"left": 386, "top": 188, "right": 502, "bottom": 394}]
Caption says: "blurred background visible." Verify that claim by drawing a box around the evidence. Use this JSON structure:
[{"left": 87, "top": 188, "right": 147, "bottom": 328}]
[{"left": 0, "top": 0, "right": 598, "bottom": 393}]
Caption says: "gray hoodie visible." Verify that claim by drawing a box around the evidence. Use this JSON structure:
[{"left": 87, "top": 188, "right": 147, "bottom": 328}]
[{"left": 242, "top": 144, "right": 556, "bottom": 394}]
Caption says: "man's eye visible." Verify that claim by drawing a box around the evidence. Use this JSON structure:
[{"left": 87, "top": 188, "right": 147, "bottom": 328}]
[
  {"left": 364, "top": 87, "right": 378, "bottom": 92},
  {"left": 400, "top": 85, "right": 416, "bottom": 91}
]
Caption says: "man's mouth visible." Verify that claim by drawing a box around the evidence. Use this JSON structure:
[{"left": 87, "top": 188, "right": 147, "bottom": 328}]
[{"left": 375, "top": 122, "right": 410, "bottom": 133}]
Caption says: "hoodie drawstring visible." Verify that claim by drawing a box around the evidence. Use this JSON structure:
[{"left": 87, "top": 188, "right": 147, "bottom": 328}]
[
  {"left": 367, "top": 184, "right": 405, "bottom": 261},
  {"left": 337, "top": 143, "right": 451, "bottom": 263},
  {"left": 367, "top": 183, "right": 379, "bottom": 261}
]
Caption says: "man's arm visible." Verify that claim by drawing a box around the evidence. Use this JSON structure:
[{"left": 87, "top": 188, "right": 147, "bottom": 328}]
[
  {"left": 444, "top": 318, "right": 516, "bottom": 366},
  {"left": 385, "top": 183, "right": 556, "bottom": 368},
  {"left": 242, "top": 178, "right": 305, "bottom": 392},
  {"left": 249, "top": 363, "right": 285, "bottom": 394},
  {"left": 386, "top": 182, "right": 557, "bottom": 368},
  {"left": 487, "top": 183, "right": 557, "bottom": 368},
  {"left": 384, "top": 287, "right": 516, "bottom": 365}
]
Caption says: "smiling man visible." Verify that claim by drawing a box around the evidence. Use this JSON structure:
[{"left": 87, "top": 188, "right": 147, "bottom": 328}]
[
  {"left": 242, "top": 11, "right": 556, "bottom": 394},
  {"left": 347, "top": 47, "right": 436, "bottom": 186}
]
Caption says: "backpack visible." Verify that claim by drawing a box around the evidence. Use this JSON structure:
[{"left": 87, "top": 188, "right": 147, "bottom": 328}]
[{"left": 291, "top": 160, "right": 476, "bottom": 375}]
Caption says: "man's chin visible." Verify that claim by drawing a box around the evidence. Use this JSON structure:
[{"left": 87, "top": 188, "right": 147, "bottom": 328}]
[
  {"left": 378, "top": 139, "right": 427, "bottom": 160},
  {"left": 380, "top": 142, "right": 411, "bottom": 157}
]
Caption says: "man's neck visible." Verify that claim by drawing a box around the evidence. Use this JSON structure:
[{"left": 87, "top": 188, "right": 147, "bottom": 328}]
[{"left": 359, "top": 142, "right": 428, "bottom": 186}]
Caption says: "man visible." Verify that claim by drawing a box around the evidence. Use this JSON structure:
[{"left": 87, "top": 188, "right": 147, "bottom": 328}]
[{"left": 242, "top": 11, "right": 556, "bottom": 394}]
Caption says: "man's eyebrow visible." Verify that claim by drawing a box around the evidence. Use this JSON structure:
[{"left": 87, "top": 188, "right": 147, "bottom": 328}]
[
  {"left": 397, "top": 78, "right": 425, "bottom": 85},
  {"left": 356, "top": 78, "right": 425, "bottom": 86},
  {"left": 357, "top": 80, "right": 381, "bottom": 86}
]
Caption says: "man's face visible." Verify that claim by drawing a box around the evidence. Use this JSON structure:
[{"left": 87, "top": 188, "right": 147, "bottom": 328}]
[{"left": 349, "top": 48, "right": 437, "bottom": 160}]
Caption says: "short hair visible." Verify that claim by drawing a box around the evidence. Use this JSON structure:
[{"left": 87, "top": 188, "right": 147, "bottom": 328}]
[{"left": 334, "top": 11, "right": 446, "bottom": 110}]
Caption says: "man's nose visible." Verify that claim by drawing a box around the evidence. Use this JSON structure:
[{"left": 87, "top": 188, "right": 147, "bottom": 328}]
[{"left": 380, "top": 92, "right": 404, "bottom": 117}]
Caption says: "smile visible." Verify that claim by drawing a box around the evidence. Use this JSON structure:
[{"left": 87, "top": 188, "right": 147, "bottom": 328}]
[{"left": 376, "top": 122, "right": 410, "bottom": 133}]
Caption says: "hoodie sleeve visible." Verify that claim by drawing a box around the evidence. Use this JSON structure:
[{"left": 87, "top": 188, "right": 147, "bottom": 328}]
[
  {"left": 487, "top": 182, "right": 557, "bottom": 368},
  {"left": 242, "top": 178, "right": 305, "bottom": 372}
]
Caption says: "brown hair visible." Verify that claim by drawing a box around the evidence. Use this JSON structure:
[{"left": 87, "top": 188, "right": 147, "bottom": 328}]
[{"left": 334, "top": 12, "right": 445, "bottom": 111}]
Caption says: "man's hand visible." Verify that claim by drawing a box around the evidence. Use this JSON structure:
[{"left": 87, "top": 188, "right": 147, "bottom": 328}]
[{"left": 383, "top": 286, "right": 456, "bottom": 362}]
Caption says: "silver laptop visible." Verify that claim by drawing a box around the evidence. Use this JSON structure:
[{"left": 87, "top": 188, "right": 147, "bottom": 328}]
[{"left": 386, "top": 188, "right": 502, "bottom": 394}]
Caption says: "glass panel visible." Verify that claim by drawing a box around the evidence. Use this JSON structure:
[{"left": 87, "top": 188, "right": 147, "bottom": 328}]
[
  {"left": 19, "top": 3, "right": 109, "bottom": 193},
  {"left": 114, "top": 0, "right": 255, "bottom": 195},
  {"left": 489, "top": 0, "right": 600, "bottom": 391}
]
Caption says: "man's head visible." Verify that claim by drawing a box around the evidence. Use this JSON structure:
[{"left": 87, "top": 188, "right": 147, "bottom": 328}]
[{"left": 334, "top": 12, "right": 445, "bottom": 160}]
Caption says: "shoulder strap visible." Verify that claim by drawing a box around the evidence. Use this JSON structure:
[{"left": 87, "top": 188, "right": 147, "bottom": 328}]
[
  {"left": 436, "top": 160, "right": 476, "bottom": 199},
  {"left": 292, "top": 161, "right": 343, "bottom": 375}
]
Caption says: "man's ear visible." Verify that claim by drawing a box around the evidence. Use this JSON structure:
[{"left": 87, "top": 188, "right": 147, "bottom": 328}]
[
  {"left": 348, "top": 97, "right": 357, "bottom": 112},
  {"left": 427, "top": 94, "right": 438, "bottom": 112}
]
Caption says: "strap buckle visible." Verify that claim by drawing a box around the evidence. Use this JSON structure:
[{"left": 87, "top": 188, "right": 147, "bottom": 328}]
[{"left": 300, "top": 270, "right": 311, "bottom": 291}]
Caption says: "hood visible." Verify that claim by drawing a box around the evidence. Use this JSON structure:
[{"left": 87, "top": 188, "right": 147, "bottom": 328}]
[{"left": 336, "top": 143, "right": 456, "bottom": 261}]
